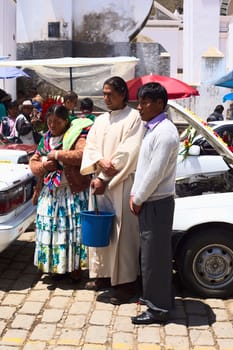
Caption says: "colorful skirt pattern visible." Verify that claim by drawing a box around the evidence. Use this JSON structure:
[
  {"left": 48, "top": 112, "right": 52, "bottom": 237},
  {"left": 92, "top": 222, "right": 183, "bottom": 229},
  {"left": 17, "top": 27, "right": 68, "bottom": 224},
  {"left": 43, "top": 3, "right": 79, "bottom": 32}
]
[{"left": 34, "top": 185, "right": 88, "bottom": 274}]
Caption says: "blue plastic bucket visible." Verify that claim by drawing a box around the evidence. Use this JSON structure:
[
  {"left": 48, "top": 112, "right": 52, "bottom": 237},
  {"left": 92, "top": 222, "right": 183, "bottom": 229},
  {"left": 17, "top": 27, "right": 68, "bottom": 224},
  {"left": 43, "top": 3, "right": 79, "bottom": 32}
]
[{"left": 80, "top": 210, "right": 115, "bottom": 247}]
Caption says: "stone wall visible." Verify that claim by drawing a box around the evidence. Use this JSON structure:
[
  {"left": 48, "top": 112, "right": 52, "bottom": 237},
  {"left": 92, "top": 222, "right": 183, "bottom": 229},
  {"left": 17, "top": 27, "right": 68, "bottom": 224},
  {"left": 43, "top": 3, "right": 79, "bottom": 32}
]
[
  {"left": 17, "top": 41, "right": 73, "bottom": 60},
  {"left": 16, "top": 40, "right": 170, "bottom": 98},
  {"left": 130, "top": 42, "right": 170, "bottom": 76}
]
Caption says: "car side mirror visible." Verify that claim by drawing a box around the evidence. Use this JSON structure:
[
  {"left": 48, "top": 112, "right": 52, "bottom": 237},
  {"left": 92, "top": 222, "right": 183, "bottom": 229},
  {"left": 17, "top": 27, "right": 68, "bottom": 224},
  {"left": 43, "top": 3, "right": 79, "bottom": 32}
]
[{"left": 188, "top": 145, "right": 201, "bottom": 156}]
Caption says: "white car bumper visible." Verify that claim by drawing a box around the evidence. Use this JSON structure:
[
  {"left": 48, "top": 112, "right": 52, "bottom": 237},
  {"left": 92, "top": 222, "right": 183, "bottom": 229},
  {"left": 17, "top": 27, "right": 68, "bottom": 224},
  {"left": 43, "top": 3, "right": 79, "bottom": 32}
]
[{"left": 0, "top": 201, "right": 36, "bottom": 253}]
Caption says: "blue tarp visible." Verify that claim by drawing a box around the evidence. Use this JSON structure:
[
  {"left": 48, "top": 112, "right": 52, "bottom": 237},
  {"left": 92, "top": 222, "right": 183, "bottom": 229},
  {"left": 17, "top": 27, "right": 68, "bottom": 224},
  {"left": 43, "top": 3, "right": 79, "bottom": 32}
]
[
  {"left": 223, "top": 92, "right": 233, "bottom": 102},
  {"left": 214, "top": 70, "right": 233, "bottom": 88}
]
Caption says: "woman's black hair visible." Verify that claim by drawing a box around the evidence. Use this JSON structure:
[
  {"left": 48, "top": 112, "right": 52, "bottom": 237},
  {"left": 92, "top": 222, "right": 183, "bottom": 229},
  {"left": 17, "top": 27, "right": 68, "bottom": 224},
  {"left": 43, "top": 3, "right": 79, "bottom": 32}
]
[
  {"left": 137, "top": 82, "right": 168, "bottom": 109},
  {"left": 103, "top": 76, "right": 129, "bottom": 103},
  {"left": 46, "top": 104, "right": 70, "bottom": 126},
  {"left": 63, "top": 91, "right": 78, "bottom": 103}
]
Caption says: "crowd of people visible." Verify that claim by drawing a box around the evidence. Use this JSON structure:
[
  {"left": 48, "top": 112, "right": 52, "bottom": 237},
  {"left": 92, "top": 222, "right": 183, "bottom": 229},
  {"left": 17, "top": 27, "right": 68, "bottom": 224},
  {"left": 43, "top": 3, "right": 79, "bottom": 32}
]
[
  {"left": 0, "top": 78, "right": 180, "bottom": 325},
  {"left": 0, "top": 88, "right": 96, "bottom": 144},
  {"left": 0, "top": 88, "right": 44, "bottom": 143}
]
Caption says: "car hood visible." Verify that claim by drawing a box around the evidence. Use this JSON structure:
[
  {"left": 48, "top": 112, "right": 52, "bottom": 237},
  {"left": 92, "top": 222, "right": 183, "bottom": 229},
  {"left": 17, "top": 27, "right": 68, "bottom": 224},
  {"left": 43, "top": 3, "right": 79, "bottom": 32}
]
[
  {"left": 0, "top": 163, "right": 33, "bottom": 190},
  {"left": 0, "top": 144, "right": 36, "bottom": 164},
  {"left": 0, "top": 144, "right": 37, "bottom": 153},
  {"left": 168, "top": 101, "right": 233, "bottom": 164},
  {"left": 173, "top": 192, "right": 233, "bottom": 230}
]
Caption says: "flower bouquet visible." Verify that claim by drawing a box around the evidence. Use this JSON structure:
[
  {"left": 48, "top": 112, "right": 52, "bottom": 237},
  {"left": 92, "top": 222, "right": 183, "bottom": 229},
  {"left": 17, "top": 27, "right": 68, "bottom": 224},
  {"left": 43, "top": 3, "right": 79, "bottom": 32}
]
[{"left": 179, "top": 125, "right": 197, "bottom": 159}]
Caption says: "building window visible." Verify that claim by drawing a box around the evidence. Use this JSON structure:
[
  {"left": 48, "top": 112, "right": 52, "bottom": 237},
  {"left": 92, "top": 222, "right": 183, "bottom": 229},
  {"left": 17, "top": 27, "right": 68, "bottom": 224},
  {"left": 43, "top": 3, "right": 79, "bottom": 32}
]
[{"left": 48, "top": 22, "right": 60, "bottom": 38}]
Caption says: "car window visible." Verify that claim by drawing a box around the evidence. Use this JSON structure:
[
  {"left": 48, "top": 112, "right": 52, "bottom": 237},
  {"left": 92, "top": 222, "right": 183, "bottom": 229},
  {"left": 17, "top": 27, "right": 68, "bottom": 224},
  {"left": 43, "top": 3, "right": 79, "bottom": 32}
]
[
  {"left": 213, "top": 125, "right": 233, "bottom": 147},
  {"left": 192, "top": 124, "right": 233, "bottom": 154}
]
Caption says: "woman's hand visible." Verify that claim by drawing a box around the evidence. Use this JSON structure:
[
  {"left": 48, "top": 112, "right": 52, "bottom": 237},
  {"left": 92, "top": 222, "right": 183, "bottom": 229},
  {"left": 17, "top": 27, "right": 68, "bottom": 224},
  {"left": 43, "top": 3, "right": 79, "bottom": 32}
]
[
  {"left": 91, "top": 178, "right": 107, "bottom": 195},
  {"left": 47, "top": 151, "right": 57, "bottom": 160},
  {"left": 97, "top": 159, "right": 118, "bottom": 176},
  {"left": 43, "top": 159, "right": 58, "bottom": 172}
]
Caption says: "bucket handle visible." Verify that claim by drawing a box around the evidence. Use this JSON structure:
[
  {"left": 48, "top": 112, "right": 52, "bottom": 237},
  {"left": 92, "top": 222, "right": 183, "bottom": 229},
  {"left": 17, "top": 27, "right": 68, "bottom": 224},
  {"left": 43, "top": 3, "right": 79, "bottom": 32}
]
[
  {"left": 91, "top": 174, "right": 99, "bottom": 215},
  {"left": 93, "top": 194, "right": 99, "bottom": 215}
]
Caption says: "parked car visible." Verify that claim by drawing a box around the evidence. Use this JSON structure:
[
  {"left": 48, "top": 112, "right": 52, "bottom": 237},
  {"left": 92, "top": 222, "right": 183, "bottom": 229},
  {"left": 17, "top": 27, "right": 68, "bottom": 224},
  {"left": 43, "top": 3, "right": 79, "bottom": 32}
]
[
  {"left": 0, "top": 163, "right": 36, "bottom": 253},
  {"left": 0, "top": 133, "right": 37, "bottom": 164},
  {"left": 168, "top": 101, "right": 233, "bottom": 298},
  {"left": 173, "top": 192, "right": 233, "bottom": 298},
  {"left": 175, "top": 114, "right": 233, "bottom": 197},
  {"left": 0, "top": 134, "right": 37, "bottom": 253},
  {"left": 176, "top": 152, "right": 230, "bottom": 196},
  {"left": 193, "top": 120, "right": 233, "bottom": 155}
]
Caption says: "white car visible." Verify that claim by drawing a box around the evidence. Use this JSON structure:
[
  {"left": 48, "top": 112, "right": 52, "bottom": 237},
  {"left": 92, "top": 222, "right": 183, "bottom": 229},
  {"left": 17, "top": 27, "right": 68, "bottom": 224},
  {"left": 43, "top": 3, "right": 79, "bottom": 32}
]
[
  {"left": 194, "top": 120, "right": 233, "bottom": 154},
  {"left": 0, "top": 134, "right": 37, "bottom": 164},
  {"left": 0, "top": 163, "right": 36, "bottom": 253},
  {"left": 0, "top": 135, "right": 37, "bottom": 253},
  {"left": 169, "top": 101, "right": 233, "bottom": 298},
  {"left": 173, "top": 192, "right": 233, "bottom": 298},
  {"left": 173, "top": 105, "right": 233, "bottom": 197}
]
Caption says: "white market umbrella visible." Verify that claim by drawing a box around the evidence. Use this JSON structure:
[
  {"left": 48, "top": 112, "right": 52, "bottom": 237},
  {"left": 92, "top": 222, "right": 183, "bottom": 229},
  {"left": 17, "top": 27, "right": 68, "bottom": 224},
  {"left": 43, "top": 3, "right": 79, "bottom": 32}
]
[{"left": 0, "top": 67, "right": 30, "bottom": 90}]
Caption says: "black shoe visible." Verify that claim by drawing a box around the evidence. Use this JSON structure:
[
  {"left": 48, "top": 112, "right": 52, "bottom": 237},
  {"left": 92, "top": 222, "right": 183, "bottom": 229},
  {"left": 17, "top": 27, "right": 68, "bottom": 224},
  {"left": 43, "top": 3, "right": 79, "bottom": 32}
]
[
  {"left": 110, "top": 282, "right": 138, "bottom": 305},
  {"left": 131, "top": 310, "right": 168, "bottom": 325},
  {"left": 85, "top": 278, "right": 111, "bottom": 291},
  {"left": 110, "top": 292, "right": 136, "bottom": 305},
  {"left": 137, "top": 297, "right": 146, "bottom": 305}
]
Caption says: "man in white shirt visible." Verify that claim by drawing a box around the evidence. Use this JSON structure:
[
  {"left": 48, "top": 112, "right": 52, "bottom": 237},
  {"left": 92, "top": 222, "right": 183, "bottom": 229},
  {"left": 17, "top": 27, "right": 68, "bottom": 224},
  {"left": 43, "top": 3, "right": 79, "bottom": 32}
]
[{"left": 130, "top": 82, "right": 179, "bottom": 324}]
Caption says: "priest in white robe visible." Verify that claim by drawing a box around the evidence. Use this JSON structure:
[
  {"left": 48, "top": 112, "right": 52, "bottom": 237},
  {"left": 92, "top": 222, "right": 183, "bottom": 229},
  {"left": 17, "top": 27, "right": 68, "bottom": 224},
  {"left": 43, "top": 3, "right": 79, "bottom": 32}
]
[{"left": 81, "top": 76, "right": 144, "bottom": 304}]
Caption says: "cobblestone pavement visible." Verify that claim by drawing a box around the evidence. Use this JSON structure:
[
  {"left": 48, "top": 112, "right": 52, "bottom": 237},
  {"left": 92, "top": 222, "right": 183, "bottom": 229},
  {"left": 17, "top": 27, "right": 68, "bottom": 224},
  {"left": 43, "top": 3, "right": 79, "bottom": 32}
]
[{"left": 0, "top": 231, "right": 233, "bottom": 350}]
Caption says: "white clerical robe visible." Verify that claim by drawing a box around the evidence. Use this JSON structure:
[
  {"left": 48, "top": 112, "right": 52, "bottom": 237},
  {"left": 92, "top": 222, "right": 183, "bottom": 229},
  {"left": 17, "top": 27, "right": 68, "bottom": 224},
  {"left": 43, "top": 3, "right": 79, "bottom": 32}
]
[{"left": 81, "top": 105, "right": 145, "bottom": 285}]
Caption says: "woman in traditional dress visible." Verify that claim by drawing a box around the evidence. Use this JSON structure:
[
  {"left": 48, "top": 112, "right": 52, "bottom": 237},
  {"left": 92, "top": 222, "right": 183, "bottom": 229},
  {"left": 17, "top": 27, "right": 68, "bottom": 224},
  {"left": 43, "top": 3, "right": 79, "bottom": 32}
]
[{"left": 29, "top": 104, "right": 93, "bottom": 280}]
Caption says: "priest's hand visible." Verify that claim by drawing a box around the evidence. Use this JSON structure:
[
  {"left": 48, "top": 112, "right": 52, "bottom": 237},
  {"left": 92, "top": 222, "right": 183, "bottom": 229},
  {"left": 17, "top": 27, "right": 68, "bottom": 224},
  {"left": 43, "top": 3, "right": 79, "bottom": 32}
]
[
  {"left": 97, "top": 159, "right": 118, "bottom": 176},
  {"left": 91, "top": 178, "right": 107, "bottom": 195}
]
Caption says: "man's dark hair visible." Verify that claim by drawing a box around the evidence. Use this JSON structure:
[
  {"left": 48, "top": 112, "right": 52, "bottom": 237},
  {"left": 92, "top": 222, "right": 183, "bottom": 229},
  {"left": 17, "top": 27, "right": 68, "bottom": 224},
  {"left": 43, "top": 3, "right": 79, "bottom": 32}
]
[
  {"left": 214, "top": 104, "right": 224, "bottom": 114},
  {"left": 137, "top": 82, "right": 168, "bottom": 109},
  {"left": 0, "top": 88, "right": 10, "bottom": 101},
  {"left": 80, "top": 97, "right": 94, "bottom": 111},
  {"left": 7, "top": 100, "right": 18, "bottom": 110},
  {"left": 104, "top": 76, "right": 129, "bottom": 103}
]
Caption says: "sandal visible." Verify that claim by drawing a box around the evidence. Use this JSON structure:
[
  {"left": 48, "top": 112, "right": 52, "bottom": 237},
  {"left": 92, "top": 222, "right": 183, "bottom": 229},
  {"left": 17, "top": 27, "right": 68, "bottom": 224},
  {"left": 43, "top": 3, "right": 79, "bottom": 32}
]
[{"left": 70, "top": 268, "right": 82, "bottom": 282}]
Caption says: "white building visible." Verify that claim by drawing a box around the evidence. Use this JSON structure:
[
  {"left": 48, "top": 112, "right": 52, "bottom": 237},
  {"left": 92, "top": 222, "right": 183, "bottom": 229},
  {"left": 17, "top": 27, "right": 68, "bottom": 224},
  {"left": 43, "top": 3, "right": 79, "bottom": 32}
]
[
  {"left": 140, "top": 0, "right": 233, "bottom": 117},
  {"left": 16, "top": 0, "right": 152, "bottom": 59},
  {"left": 0, "top": 0, "right": 16, "bottom": 94},
  {"left": 1, "top": 0, "right": 233, "bottom": 117}
]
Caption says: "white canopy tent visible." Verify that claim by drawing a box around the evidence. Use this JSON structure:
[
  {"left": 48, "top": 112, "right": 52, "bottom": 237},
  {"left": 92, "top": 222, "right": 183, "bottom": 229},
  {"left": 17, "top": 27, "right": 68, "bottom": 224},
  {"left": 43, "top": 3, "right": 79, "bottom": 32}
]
[{"left": 0, "top": 56, "right": 139, "bottom": 97}]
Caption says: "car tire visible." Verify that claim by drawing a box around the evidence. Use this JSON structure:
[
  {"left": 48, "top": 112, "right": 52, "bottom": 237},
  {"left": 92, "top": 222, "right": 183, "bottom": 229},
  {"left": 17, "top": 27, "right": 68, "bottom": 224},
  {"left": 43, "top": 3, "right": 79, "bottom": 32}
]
[{"left": 176, "top": 227, "right": 233, "bottom": 298}]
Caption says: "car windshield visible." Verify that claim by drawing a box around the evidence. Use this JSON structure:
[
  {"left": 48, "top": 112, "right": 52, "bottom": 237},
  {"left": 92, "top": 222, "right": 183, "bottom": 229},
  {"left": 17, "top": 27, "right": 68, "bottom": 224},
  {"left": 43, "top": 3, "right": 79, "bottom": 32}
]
[{"left": 207, "top": 122, "right": 216, "bottom": 128}]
